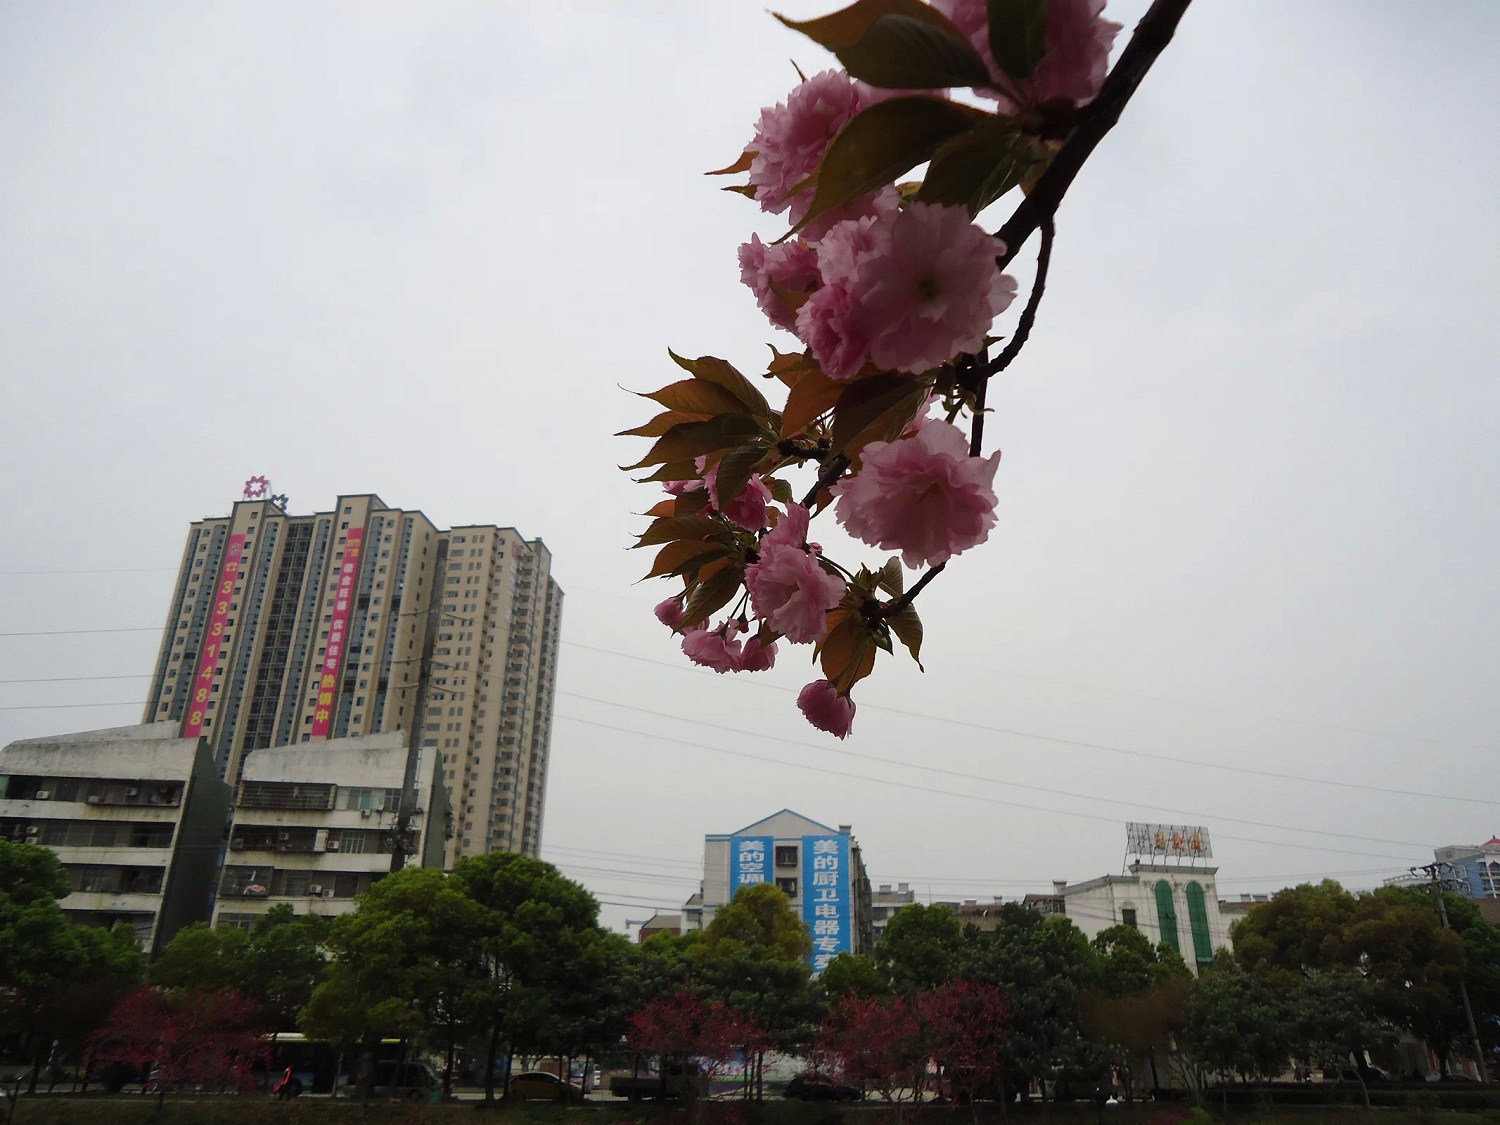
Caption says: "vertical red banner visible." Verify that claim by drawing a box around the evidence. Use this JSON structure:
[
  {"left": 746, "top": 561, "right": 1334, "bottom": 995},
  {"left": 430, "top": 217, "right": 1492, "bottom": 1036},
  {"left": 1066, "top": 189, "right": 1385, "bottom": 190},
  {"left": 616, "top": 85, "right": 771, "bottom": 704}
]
[
  {"left": 310, "top": 527, "right": 364, "bottom": 737},
  {"left": 182, "top": 533, "right": 247, "bottom": 739}
]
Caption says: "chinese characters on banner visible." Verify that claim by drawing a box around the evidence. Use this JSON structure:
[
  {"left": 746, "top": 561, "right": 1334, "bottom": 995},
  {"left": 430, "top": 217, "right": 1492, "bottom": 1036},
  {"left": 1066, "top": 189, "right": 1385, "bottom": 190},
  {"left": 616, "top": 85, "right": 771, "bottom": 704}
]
[
  {"left": 729, "top": 835, "right": 773, "bottom": 892},
  {"left": 310, "top": 527, "right": 365, "bottom": 738},
  {"left": 802, "top": 834, "right": 851, "bottom": 973},
  {"left": 182, "top": 533, "right": 247, "bottom": 739}
]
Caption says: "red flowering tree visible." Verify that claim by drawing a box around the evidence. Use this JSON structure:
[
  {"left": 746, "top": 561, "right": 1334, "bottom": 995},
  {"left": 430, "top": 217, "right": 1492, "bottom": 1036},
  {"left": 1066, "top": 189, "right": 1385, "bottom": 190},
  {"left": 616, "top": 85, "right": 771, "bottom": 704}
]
[
  {"left": 814, "top": 993, "right": 926, "bottom": 1103},
  {"left": 87, "top": 986, "right": 267, "bottom": 1118},
  {"left": 628, "top": 989, "right": 766, "bottom": 1104},
  {"left": 916, "top": 980, "right": 1011, "bottom": 1112},
  {"left": 624, "top": 0, "right": 1193, "bottom": 737}
]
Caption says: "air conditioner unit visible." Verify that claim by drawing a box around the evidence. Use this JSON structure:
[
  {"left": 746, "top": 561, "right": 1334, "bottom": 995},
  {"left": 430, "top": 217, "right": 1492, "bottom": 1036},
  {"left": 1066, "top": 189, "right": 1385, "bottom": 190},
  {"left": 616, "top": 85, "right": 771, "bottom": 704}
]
[
  {"left": 325, "top": 840, "right": 340, "bottom": 852},
  {"left": 34, "top": 790, "right": 50, "bottom": 801},
  {"left": 307, "top": 884, "right": 323, "bottom": 896},
  {"left": 360, "top": 809, "right": 372, "bottom": 818},
  {"left": 321, "top": 889, "right": 336, "bottom": 899},
  {"left": 277, "top": 832, "right": 291, "bottom": 841},
  {"left": 230, "top": 839, "right": 246, "bottom": 850},
  {"left": 24, "top": 826, "right": 39, "bottom": 836},
  {"left": 86, "top": 796, "right": 103, "bottom": 805},
  {"left": 124, "top": 787, "right": 140, "bottom": 798}
]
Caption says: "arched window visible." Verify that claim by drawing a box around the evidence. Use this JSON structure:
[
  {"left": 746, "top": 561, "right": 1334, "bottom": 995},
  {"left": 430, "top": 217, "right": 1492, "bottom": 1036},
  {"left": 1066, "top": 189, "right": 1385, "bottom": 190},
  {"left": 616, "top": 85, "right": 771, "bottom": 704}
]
[
  {"left": 1155, "top": 881, "right": 1180, "bottom": 953},
  {"left": 1185, "top": 881, "right": 1214, "bottom": 967}
]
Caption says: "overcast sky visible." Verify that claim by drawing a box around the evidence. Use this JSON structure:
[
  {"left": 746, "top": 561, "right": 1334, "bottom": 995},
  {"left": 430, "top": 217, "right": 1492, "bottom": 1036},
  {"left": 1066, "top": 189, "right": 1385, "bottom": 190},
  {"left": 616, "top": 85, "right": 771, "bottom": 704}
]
[{"left": 3, "top": 1, "right": 1498, "bottom": 935}]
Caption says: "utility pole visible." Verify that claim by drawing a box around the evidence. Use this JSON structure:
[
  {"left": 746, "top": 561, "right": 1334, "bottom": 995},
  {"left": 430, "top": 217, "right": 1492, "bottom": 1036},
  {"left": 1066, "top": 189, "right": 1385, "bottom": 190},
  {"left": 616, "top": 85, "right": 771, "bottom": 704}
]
[
  {"left": 1413, "top": 862, "right": 1489, "bottom": 1082},
  {"left": 387, "top": 606, "right": 475, "bottom": 872}
]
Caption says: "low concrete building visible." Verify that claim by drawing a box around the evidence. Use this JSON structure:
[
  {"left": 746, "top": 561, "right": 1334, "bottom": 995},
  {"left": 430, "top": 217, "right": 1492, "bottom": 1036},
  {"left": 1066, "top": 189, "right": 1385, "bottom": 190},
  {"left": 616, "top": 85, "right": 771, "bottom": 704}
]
[
  {"left": 214, "top": 732, "right": 448, "bottom": 930},
  {"left": 0, "top": 722, "right": 231, "bottom": 956},
  {"left": 1054, "top": 863, "right": 1230, "bottom": 973},
  {"left": 871, "top": 882, "right": 915, "bottom": 943}
]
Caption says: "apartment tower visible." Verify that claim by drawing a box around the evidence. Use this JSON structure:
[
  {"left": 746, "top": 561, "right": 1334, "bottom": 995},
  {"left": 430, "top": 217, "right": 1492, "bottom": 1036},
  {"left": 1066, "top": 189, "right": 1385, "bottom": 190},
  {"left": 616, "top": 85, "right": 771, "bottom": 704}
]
[{"left": 141, "top": 490, "right": 562, "bottom": 863}]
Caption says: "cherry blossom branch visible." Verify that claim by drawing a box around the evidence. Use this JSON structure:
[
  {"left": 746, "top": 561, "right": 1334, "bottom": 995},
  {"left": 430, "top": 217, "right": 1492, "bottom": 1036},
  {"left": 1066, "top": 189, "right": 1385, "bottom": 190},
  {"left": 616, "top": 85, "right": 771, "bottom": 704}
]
[
  {"left": 996, "top": 0, "right": 1194, "bottom": 272},
  {"left": 981, "top": 215, "right": 1055, "bottom": 382},
  {"left": 801, "top": 452, "right": 849, "bottom": 508},
  {"left": 880, "top": 561, "right": 945, "bottom": 618}
]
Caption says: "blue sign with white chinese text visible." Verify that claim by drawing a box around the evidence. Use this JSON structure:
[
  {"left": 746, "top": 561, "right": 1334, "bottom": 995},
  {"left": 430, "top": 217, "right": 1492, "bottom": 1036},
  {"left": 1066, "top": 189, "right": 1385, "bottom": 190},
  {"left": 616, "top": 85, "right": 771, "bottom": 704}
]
[
  {"left": 730, "top": 835, "right": 773, "bottom": 893},
  {"left": 801, "top": 834, "right": 851, "bottom": 973}
]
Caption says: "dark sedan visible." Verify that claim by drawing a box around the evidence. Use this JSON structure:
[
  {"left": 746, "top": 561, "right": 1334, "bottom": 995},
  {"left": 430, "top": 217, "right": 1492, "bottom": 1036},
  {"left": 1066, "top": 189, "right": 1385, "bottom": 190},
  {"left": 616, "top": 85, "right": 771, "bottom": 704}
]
[{"left": 784, "top": 1074, "right": 863, "bottom": 1102}]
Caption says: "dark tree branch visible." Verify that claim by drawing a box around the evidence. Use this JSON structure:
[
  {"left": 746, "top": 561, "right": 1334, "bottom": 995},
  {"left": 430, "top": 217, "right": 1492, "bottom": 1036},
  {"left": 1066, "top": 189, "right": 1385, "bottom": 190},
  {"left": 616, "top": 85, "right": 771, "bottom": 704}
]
[
  {"left": 800, "top": 453, "right": 849, "bottom": 509},
  {"left": 982, "top": 215, "right": 1054, "bottom": 382},
  {"left": 995, "top": 0, "right": 1193, "bottom": 271},
  {"left": 968, "top": 346, "right": 991, "bottom": 457},
  {"left": 880, "top": 562, "right": 945, "bottom": 618}
]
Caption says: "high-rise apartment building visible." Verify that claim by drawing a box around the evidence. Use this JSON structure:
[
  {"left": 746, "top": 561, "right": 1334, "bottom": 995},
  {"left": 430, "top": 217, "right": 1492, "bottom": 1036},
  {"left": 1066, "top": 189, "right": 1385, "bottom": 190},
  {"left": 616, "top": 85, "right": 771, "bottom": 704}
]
[{"left": 141, "top": 491, "right": 562, "bottom": 863}]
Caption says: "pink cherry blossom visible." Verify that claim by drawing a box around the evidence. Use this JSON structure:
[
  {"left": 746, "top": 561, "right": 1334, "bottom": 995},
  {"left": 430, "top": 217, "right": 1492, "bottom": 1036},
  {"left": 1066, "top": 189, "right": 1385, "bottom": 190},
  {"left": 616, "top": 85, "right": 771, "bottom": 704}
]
[
  {"left": 739, "top": 235, "right": 821, "bottom": 331},
  {"left": 745, "top": 541, "right": 846, "bottom": 645},
  {"left": 748, "top": 71, "right": 871, "bottom": 227},
  {"left": 797, "top": 679, "right": 856, "bottom": 739},
  {"left": 737, "top": 635, "right": 778, "bottom": 672},
  {"left": 704, "top": 462, "right": 772, "bottom": 531},
  {"left": 796, "top": 203, "right": 1016, "bottom": 380},
  {"left": 654, "top": 597, "right": 685, "bottom": 630},
  {"left": 682, "top": 620, "right": 743, "bottom": 674},
  {"left": 762, "top": 502, "right": 812, "bottom": 554},
  {"left": 930, "top": 0, "right": 1120, "bottom": 110},
  {"left": 832, "top": 418, "right": 1000, "bottom": 568}
]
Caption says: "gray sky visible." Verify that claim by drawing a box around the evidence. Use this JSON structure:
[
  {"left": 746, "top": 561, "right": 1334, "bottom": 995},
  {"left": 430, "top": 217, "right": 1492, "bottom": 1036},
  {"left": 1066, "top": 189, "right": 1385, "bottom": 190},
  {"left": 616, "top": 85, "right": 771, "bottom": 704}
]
[{"left": 3, "top": 1, "right": 1498, "bottom": 934}]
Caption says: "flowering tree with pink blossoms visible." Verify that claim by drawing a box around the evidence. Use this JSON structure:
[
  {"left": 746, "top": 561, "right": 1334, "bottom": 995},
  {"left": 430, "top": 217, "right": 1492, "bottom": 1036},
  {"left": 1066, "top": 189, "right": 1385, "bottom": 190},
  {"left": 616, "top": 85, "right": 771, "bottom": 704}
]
[{"left": 626, "top": 0, "right": 1193, "bottom": 738}]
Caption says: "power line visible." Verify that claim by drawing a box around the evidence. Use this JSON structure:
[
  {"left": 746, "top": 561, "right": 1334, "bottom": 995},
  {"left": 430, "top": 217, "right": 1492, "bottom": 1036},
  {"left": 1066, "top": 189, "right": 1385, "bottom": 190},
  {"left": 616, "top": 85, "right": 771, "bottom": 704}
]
[
  {"left": 555, "top": 689, "right": 1444, "bottom": 851},
  {"left": 561, "top": 640, "right": 1498, "bottom": 807},
  {"left": 0, "top": 674, "right": 149, "bottom": 685},
  {"left": 552, "top": 711, "right": 1420, "bottom": 864},
  {"left": 0, "top": 701, "right": 145, "bottom": 712},
  {"left": 1, "top": 622, "right": 1491, "bottom": 804},
  {"left": 562, "top": 586, "right": 1500, "bottom": 757},
  {"left": 0, "top": 627, "right": 158, "bottom": 638}
]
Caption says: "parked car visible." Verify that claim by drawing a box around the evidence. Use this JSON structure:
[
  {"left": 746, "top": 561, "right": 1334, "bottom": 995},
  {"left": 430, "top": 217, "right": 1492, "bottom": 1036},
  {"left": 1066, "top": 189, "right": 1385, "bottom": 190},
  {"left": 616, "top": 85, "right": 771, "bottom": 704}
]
[
  {"left": 370, "top": 1061, "right": 440, "bottom": 1099},
  {"left": 783, "top": 1074, "right": 863, "bottom": 1102},
  {"left": 509, "top": 1070, "right": 587, "bottom": 1103}
]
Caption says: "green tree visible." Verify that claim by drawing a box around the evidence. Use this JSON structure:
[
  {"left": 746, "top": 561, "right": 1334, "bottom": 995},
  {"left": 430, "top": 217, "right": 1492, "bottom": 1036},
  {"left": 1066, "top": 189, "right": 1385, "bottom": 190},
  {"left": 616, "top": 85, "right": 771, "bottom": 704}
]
[
  {"left": 1288, "top": 970, "right": 1394, "bottom": 1106},
  {"left": 692, "top": 884, "right": 817, "bottom": 1092},
  {"left": 817, "top": 952, "right": 889, "bottom": 1001},
  {"left": 305, "top": 866, "right": 484, "bottom": 1097},
  {"left": 956, "top": 906, "right": 1103, "bottom": 1102},
  {"left": 1082, "top": 926, "right": 1191, "bottom": 1098},
  {"left": 0, "top": 841, "right": 146, "bottom": 1092},
  {"left": 151, "top": 922, "right": 251, "bottom": 993},
  {"left": 1180, "top": 958, "right": 1290, "bottom": 1088},
  {"left": 875, "top": 903, "right": 962, "bottom": 993},
  {"left": 451, "top": 851, "right": 601, "bottom": 1104}
]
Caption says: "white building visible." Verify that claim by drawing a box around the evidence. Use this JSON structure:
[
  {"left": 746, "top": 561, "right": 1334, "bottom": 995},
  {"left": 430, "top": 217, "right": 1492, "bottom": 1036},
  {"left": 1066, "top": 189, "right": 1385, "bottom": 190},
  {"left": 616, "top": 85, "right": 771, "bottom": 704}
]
[
  {"left": 214, "top": 731, "right": 449, "bottom": 930},
  {"left": 699, "top": 809, "right": 873, "bottom": 969},
  {"left": 1054, "top": 862, "right": 1231, "bottom": 973},
  {"left": 0, "top": 723, "right": 232, "bottom": 956}
]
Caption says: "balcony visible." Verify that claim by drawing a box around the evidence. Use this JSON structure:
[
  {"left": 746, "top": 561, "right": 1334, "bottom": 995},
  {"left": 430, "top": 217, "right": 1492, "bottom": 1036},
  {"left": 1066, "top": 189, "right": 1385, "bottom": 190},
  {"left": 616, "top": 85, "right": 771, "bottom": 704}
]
[{"left": 62, "top": 890, "right": 164, "bottom": 914}]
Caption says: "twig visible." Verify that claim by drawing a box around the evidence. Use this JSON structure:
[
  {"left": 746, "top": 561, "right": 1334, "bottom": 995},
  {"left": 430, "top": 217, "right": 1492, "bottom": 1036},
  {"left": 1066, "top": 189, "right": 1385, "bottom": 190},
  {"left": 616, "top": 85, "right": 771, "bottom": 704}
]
[
  {"left": 968, "top": 350, "right": 990, "bottom": 457},
  {"left": 800, "top": 453, "right": 849, "bottom": 509},
  {"left": 982, "top": 215, "right": 1054, "bottom": 381},
  {"left": 880, "top": 562, "right": 945, "bottom": 618},
  {"left": 995, "top": 0, "right": 1193, "bottom": 271}
]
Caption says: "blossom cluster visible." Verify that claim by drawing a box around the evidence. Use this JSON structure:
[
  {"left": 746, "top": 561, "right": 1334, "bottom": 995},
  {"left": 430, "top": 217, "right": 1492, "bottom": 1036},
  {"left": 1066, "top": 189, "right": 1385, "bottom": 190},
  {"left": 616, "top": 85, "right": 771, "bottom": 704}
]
[{"left": 635, "top": 0, "right": 1121, "bottom": 738}]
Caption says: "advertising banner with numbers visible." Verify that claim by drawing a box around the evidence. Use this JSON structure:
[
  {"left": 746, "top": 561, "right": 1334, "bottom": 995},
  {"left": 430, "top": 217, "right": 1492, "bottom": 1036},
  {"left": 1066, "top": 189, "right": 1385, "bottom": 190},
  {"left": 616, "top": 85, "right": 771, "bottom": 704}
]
[
  {"left": 802, "top": 834, "right": 851, "bottom": 973},
  {"left": 311, "top": 527, "right": 364, "bottom": 738},
  {"left": 730, "top": 835, "right": 773, "bottom": 893},
  {"left": 182, "top": 533, "right": 247, "bottom": 739}
]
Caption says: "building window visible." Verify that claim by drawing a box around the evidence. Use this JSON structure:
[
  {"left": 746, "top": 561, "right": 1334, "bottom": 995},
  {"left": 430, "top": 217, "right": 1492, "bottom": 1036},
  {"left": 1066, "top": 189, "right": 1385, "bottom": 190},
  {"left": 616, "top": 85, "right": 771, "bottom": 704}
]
[
  {"left": 775, "top": 877, "right": 798, "bottom": 898},
  {"left": 1121, "top": 907, "right": 1137, "bottom": 929},
  {"left": 774, "top": 845, "right": 799, "bottom": 867}
]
